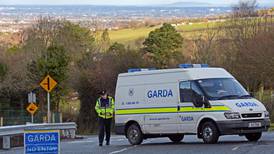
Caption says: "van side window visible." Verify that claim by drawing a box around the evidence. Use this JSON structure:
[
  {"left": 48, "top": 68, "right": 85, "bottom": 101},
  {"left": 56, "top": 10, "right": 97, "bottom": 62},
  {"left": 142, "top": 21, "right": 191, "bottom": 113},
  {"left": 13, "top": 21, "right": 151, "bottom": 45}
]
[
  {"left": 179, "top": 81, "right": 192, "bottom": 102},
  {"left": 192, "top": 82, "right": 203, "bottom": 97},
  {"left": 179, "top": 81, "right": 204, "bottom": 104}
]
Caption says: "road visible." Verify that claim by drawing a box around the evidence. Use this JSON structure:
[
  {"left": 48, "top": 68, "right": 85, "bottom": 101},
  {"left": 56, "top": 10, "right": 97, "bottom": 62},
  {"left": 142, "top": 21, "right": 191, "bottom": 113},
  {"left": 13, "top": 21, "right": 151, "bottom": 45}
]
[{"left": 2, "top": 132, "right": 274, "bottom": 154}]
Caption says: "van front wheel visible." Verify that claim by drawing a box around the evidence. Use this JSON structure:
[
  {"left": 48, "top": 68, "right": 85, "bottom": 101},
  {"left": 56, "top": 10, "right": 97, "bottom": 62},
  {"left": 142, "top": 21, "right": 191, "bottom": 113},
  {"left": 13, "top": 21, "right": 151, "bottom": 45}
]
[
  {"left": 168, "top": 134, "right": 184, "bottom": 143},
  {"left": 126, "top": 123, "right": 143, "bottom": 145},
  {"left": 201, "top": 121, "right": 219, "bottom": 144},
  {"left": 245, "top": 133, "right": 262, "bottom": 142}
]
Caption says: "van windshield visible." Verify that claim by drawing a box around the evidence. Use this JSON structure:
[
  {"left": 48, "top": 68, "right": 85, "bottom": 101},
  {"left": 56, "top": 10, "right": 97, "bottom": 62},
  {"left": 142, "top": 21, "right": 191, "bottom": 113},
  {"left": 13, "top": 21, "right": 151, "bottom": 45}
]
[{"left": 196, "top": 78, "right": 250, "bottom": 100}]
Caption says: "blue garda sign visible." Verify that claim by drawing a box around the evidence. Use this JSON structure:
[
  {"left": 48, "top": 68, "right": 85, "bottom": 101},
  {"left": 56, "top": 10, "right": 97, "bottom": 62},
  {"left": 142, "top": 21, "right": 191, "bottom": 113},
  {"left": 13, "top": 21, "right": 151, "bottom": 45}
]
[{"left": 24, "top": 130, "right": 60, "bottom": 154}]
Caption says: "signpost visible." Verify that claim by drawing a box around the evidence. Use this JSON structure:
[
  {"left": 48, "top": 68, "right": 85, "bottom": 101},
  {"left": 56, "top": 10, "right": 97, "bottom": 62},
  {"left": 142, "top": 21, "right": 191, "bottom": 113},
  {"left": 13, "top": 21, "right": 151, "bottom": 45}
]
[
  {"left": 24, "top": 130, "right": 60, "bottom": 154},
  {"left": 27, "top": 92, "right": 37, "bottom": 123},
  {"left": 40, "top": 75, "right": 57, "bottom": 123},
  {"left": 23, "top": 75, "right": 59, "bottom": 154},
  {"left": 28, "top": 92, "right": 36, "bottom": 104},
  {"left": 26, "top": 103, "right": 38, "bottom": 123}
]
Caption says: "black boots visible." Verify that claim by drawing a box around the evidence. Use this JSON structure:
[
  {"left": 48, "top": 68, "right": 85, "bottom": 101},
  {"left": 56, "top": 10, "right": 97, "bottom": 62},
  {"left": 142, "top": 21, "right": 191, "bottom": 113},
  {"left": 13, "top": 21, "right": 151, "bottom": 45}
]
[{"left": 99, "top": 141, "right": 109, "bottom": 146}]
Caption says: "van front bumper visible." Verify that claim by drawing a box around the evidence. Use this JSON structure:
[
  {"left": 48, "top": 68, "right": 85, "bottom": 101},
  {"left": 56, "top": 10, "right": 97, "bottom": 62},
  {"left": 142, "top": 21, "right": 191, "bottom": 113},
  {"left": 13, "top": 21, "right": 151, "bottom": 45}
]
[{"left": 216, "top": 118, "right": 270, "bottom": 135}]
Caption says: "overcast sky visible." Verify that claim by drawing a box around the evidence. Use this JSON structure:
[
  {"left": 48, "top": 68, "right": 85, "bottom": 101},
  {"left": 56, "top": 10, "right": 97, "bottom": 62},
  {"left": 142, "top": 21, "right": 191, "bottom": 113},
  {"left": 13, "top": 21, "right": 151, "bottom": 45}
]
[{"left": 0, "top": 0, "right": 272, "bottom": 5}]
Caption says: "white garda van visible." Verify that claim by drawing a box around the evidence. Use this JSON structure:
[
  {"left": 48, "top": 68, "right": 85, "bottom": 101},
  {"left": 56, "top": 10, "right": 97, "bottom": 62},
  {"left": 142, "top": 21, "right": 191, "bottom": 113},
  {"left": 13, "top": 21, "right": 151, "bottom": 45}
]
[{"left": 114, "top": 64, "right": 270, "bottom": 144}]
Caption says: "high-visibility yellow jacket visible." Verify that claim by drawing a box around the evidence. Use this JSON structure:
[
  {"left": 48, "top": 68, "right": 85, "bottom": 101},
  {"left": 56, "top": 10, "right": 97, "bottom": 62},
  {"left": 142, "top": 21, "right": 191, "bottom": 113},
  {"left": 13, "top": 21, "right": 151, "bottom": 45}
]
[{"left": 95, "top": 96, "right": 114, "bottom": 119}]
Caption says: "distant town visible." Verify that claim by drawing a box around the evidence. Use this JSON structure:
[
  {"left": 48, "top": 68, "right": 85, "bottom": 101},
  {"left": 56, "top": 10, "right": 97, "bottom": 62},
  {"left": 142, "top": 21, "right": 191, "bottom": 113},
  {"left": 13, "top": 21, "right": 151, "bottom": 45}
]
[
  {"left": 0, "top": 5, "right": 234, "bottom": 33},
  {"left": 0, "top": 5, "right": 273, "bottom": 47},
  {"left": 0, "top": 5, "right": 273, "bottom": 33}
]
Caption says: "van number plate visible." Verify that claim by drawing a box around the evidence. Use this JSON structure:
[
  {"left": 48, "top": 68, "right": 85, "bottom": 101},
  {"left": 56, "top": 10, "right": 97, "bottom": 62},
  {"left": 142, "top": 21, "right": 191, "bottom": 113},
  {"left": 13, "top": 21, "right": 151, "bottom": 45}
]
[{"left": 248, "top": 122, "right": 261, "bottom": 128}]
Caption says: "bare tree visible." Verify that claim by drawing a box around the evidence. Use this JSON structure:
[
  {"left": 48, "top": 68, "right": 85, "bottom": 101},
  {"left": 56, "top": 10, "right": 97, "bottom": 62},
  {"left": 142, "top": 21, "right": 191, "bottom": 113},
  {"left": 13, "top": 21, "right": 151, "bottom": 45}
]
[
  {"left": 192, "top": 26, "right": 221, "bottom": 65},
  {"left": 72, "top": 43, "right": 151, "bottom": 133},
  {"left": 232, "top": 0, "right": 258, "bottom": 18},
  {"left": 219, "top": 13, "right": 274, "bottom": 91}
]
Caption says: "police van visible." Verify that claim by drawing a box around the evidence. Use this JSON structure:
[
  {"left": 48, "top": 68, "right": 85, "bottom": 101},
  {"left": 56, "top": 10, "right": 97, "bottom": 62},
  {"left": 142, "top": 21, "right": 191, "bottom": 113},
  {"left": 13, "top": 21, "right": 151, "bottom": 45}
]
[{"left": 114, "top": 64, "right": 270, "bottom": 144}]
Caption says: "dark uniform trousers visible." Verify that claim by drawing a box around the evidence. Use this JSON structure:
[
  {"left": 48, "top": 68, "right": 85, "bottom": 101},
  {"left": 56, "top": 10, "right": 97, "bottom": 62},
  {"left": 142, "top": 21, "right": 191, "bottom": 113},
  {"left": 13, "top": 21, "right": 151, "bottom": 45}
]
[{"left": 98, "top": 117, "right": 112, "bottom": 144}]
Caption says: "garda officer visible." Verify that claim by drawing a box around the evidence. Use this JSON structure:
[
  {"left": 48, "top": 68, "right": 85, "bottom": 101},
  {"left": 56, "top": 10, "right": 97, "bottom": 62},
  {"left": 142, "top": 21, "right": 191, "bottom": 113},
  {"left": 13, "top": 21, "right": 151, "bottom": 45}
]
[{"left": 95, "top": 90, "right": 114, "bottom": 146}]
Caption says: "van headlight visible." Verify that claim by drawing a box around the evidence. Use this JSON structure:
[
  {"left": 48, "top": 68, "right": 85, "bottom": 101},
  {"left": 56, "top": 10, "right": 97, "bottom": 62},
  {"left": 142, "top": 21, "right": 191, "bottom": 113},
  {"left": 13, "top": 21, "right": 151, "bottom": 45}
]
[
  {"left": 224, "top": 112, "right": 240, "bottom": 119},
  {"left": 264, "top": 111, "right": 270, "bottom": 118}
]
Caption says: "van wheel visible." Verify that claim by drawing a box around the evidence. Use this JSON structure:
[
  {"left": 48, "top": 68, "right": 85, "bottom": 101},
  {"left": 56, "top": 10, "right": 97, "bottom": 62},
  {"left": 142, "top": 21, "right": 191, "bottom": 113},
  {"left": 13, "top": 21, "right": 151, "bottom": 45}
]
[
  {"left": 168, "top": 134, "right": 184, "bottom": 143},
  {"left": 201, "top": 122, "right": 219, "bottom": 144},
  {"left": 245, "top": 133, "right": 262, "bottom": 142},
  {"left": 126, "top": 123, "right": 143, "bottom": 145}
]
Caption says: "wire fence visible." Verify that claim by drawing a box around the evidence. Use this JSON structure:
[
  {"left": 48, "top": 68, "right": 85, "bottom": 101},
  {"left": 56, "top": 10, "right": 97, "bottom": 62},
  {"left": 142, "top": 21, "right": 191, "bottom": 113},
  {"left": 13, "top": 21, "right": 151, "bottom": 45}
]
[{"left": 0, "top": 110, "right": 62, "bottom": 126}]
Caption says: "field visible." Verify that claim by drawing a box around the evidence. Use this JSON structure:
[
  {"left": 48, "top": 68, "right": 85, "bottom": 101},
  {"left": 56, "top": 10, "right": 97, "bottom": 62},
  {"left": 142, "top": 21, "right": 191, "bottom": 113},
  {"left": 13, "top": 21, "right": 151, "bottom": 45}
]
[
  {"left": 108, "top": 27, "right": 157, "bottom": 44},
  {"left": 106, "top": 17, "right": 274, "bottom": 44},
  {"left": 106, "top": 21, "right": 220, "bottom": 44},
  {"left": 0, "top": 22, "right": 217, "bottom": 46}
]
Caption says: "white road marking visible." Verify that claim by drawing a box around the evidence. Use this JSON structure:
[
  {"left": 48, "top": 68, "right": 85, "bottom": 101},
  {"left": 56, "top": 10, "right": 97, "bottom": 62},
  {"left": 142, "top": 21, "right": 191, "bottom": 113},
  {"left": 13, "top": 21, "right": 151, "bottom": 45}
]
[
  {"left": 109, "top": 147, "right": 129, "bottom": 154},
  {"left": 109, "top": 139, "right": 155, "bottom": 154},
  {"left": 232, "top": 146, "right": 239, "bottom": 151},
  {"left": 109, "top": 136, "right": 126, "bottom": 139},
  {"left": 116, "top": 139, "right": 126, "bottom": 141}
]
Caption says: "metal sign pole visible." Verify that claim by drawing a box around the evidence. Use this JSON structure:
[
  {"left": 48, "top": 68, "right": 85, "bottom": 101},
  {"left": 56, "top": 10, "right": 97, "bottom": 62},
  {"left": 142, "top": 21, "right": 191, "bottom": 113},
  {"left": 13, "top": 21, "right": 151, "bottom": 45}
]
[
  {"left": 31, "top": 114, "right": 34, "bottom": 123},
  {"left": 40, "top": 75, "right": 57, "bottom": 123},
  {"left": 47, "top": 92, "right": 51, "bottom": 123}
]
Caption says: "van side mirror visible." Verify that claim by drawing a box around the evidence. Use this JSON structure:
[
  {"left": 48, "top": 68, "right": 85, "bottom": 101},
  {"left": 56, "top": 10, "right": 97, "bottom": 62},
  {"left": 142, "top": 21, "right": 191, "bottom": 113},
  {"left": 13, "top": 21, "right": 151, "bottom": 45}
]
[
  {"left": 202, "top": 96, "right": 211, "bottom": 108},
  {"left": 192, "top": 94, "right": 211, "bottom": 108}
]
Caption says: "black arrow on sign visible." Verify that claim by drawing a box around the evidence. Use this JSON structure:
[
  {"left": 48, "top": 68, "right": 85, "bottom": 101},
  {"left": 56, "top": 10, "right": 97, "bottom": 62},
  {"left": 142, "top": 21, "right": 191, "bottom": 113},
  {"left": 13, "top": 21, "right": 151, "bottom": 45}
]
[
  {"left": 47, "top": 77, "right": 50, "bottom": 90},
  {"left": 42, "top": 77, "right": 51, "bottom": 91}
]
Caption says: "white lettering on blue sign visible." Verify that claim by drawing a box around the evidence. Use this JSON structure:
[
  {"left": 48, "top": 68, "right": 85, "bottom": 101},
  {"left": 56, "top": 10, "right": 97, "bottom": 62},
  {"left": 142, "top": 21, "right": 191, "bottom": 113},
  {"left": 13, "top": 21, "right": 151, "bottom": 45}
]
[
  {"left": 235, "top": 102, "right": 258, "bottom": 108},
  {"left": 147, "top": 89, "right": 173, "bottom": 98},
  {"left": 27, "top": 134, "right": 57, "bottom": 143},
  {"left": 26, "top": 145, "right": 58, "bottom": 153},
  {"left": 25, "top": 131, "right": 59, "bottom": 154}
]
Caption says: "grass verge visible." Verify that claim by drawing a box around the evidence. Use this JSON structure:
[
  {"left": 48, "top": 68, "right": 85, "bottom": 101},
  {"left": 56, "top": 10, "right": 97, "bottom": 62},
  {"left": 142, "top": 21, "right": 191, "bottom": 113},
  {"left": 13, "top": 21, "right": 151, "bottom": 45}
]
[{"left": 269, "top": 123, "right": 274, "bottom": 131}]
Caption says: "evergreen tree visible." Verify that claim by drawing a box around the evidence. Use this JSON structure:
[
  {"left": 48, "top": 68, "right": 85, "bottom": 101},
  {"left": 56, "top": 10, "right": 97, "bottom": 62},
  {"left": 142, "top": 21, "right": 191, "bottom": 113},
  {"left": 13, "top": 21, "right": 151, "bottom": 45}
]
[
  {"left": 28, "top": 46, "right": 70, "bottom": 112},
  {"left": 143, "top": 23, "right": 183, "bottom": 67}
]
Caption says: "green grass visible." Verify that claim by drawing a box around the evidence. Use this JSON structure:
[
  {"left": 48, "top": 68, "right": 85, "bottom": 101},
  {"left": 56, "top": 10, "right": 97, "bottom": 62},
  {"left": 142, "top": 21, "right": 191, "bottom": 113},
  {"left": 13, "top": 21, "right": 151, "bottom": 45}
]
[
  {"left": 270, "top": 123, "right": 274, "bottom": 131},
  {"left": 106, "top": 16, "right": 274, "bottom": 44},
  {"left": 106, "top": 22, "right": 220, "bottom": 44},
  {"left": 108, "top": 26, "right": 157, "bottom": 44},
  {"left": 176, "top": 22, "right": 218, "bottom": 31}
]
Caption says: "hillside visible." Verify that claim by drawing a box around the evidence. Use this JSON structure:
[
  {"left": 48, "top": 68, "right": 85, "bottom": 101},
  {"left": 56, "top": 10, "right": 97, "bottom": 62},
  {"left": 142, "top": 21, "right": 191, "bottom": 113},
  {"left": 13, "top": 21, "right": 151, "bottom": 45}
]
[
  {"left": 107, "top": 21, "right": 219, "bottom": 44},
  {"left": 0, "top": 21, "right": 219, "bottom": 46}
]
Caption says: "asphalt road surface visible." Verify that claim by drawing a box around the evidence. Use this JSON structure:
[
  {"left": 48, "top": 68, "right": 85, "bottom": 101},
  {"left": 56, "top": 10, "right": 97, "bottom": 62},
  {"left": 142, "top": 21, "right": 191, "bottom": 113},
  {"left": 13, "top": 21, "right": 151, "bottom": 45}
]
[{"left": 2, "top": 132, "right": 274, "bottom": 154}]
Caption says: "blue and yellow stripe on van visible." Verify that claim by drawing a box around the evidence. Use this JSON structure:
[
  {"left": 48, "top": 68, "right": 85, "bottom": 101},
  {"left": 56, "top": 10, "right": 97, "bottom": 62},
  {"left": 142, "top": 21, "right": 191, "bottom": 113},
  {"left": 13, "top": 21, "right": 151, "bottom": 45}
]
[
  {"left": 179, "top": 105, "right": 230, "bottom": 112},
  {"left": 115, "top": 107, "right": 177, "bottom": 115},
  {"left": 115, "top": 105, "right": 230, "bottom": 115}
]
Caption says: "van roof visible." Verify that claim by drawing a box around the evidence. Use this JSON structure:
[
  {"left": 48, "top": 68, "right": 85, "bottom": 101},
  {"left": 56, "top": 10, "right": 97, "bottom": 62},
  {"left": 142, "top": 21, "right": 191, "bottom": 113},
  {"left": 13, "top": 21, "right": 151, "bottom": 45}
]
[{"left": 118, "top": 67, "right": 233, "bottom": 80}]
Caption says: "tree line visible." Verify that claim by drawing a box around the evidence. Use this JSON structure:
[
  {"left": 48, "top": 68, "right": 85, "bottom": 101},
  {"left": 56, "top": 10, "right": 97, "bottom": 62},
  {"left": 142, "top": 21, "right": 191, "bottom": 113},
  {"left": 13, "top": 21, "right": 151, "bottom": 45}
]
[{"left": 0, "top": 0, "right": 274, "bottom": 132}]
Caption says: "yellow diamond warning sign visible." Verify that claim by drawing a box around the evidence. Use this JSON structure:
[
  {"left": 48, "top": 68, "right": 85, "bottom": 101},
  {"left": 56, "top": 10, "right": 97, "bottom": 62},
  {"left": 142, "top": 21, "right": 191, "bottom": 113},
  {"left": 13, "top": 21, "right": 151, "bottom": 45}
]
[
  {"left": 40, "top": 75, "right": 57, "bottom": 93},
  {"left": 27, "top": 103, "right": 38, "bottom": 115}
]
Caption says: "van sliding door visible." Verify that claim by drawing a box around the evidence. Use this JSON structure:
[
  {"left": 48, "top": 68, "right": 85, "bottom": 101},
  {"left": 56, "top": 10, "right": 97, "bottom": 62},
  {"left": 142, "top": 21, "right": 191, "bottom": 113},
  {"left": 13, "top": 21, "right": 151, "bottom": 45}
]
[{"left": 178, "top": 81, "right": 204, "bottom": 133}]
